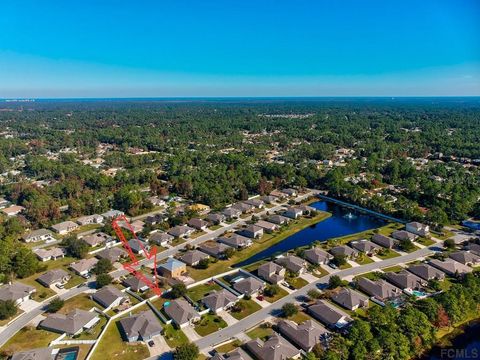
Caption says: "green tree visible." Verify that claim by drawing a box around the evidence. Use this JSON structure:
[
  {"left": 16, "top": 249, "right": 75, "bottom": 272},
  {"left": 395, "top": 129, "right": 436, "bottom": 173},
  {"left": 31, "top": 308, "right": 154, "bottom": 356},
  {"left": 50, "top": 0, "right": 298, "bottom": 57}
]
[
  {"left": 93, "top": 258, "right": 113, "bottom": 275},
  {"left": 174, "top": 343, "right": 199, "bottom": 360},
  {"left": 328, "top": 275, "right": 343, "bottom": 289},
  {"left": 170, "top": 283, "right": 187, "bottom": 298},
  {"left": 96, "top": 273, "right": 113, "bottom": 289},
  {"left": 0, "top": 300, "right": 17, "bottom": 320},
  {"left": 281, "top": 303, "right": 298, "bottom": 317},
  {"left": 12, "top": 247, "right": 39, "bottom": 278},
  {"left": 46, "top": 298, "right": 65, "bottom": 313}
]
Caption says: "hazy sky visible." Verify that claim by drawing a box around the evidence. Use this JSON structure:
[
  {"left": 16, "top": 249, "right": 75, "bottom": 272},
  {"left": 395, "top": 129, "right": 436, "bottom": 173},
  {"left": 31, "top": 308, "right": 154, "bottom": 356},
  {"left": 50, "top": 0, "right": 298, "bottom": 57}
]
[{"left": 1, "top": 0, "right": 479, "bottom": 97}]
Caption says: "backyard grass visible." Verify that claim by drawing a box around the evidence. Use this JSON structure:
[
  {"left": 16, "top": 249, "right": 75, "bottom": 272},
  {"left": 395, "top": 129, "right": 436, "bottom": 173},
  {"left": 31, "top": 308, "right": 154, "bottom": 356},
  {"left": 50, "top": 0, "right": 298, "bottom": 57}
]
[
  {"left": 187, "top": 212, "right": 331, "bottom": 280},
  {"left": 90, "top": 320, "right": 149, "bottom": 360},
  {"left": 264, "top": 287, "right": 289, "bottom": 303},
  {"left": 215, "top": 340, "right": 241, "bottom": 353},
  {"left": 194, "top": 314, "right": 228, "bottom": 336},
  {"left": 186, "top": 282, "right": 222, "bottom": 302},
  {"left": 163, "top": 324, "right": 189, "bottom": 348},
  {"left": 0, "top": 327, "right": 59, "bottom": 355},
  {"left": 286, "top": 277, "right": 309, "bottom": 289},
  {"left": 59, "top": 294, "right": 97, "bottom": 314},
  {"left": 246, "top": 324, "right": 273, "bottom": 340},
  {"left": 376, "top": 249, "right": 401, "bottom": 260},
  {"left": 75, "top": 317, "right": 107, "bottom": 340},
  {"left": 230, "top": 299, "right": 262, "bottom": 320}
]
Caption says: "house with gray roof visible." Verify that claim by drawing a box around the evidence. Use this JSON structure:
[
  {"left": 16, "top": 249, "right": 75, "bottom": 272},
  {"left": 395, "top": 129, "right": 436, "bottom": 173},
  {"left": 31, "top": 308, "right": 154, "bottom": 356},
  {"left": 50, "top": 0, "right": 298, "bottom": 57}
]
[
  {"left": 392, "top": 230, "right": 417, "bottom": 242},
  {"left": 275, "top": 255, "right": 306, "bottom": 274},
  {"left": 22, "top": 229, "right": 55, "bottom": 243},
  {"left": 70, "top": 258, "right": 98, "bottom": 277},
  {"left": 34, "top": 247, "right": 66, "bottom": 262},
  {"left": 210, "top": 348, "right": 250, "bottom": 360},
  {"left": 371, "top": 234, "right": 396, "bottom": 249},
  {"left": 384, "top": 270, "right": 427, "bottom": 290},
  {"left": 466, "top": 243, "right": 480, "bottom": 256},
  {"left": 76, "top": 214, "right": 104, "bottom": 226},
  {"left": 158, "top": 258, "right": 187, "bottom": 279},
  {"left": 406, "top": 222, "right": 430, "bottom": 237},
  {"left": 96, "top": 247, "right": 127, "bottom": 263},
  {"left": 255, "top": 220, "right": 278, "bottom": 233},
  {"left": 164, "top": 298, "right": 200, "bottom": 328},
  {"left": 282, "top": 188, "right": 298, "bottom": 197},
  {"left": 222, "top": 207, "right": 242, "bottom": 220},
  {"left": 127, "top": 238, "right": 150, "bottom": 255},
  {"left": 11, "top": 348, "right": 53, "bottom": 360},
  {"left": 304, "top": 247, "right": 333, "bottom": 265},
  {"left": 180, "top": 250, "right": 209, "bottom": 266},
  {"left": 331, "top": 288, "right": 369, "bottom": 311},
  {"left": 92, "top": 285, "right": 129, "bottom": 309},
  {"left": 350, "top": 239, "right": 380, "bottom": 255},
  {"left": 201, "top": 289, "right": 238, "bottom": 313},
  {"left": 188, "top": 218, "right": 208, "bottom": 231},
  {"left": 37, "top": 269, "right": 70, "bottom": 288},
  {"left": 407, "top": 263, "right": 446, "bottom": 281},
  {"left": 244, "top": 198, "right": 265, "bottom": 209},
  {"left": 218, "top": 234, "right": 253, "bottom": 249},
  {"left": 206, "top": 213, "right": 225, "bottom": 225},
  {"left": 0, "top": 283, "right": 36, "bottom": 304},
  {"left": 119, "top": 310, "right": 163, "bottom": 342},
  {"left": 40, "top": 309, "right": 99, "bottom": 335},
  {"left": 81, "top": 232, "right": 115, "bottom": 247},
  {"left": 278, "top": 319, "right": 329, "bottom": 351},
  {"left": 51, "top": 221, "right": 79, "bottom": 235},
  {"left": 284, "top": 207, "right": 303, "bottom": 219},
  {"left": 198, "top": 241, "right": 232, "bottom": 259},
  {"left": 122, "top": 276, "right": 151, "bottom": 292},
  {"left": 429, "top": 258, "right": 473, "bottom": 276},
  {"left": 329, "top": 245, "right": 358, "bottom": 259},
  {"left": 238, "top": 225, "right": 263, "bottom": 239},
  {"left": 308, "top": 300, "right": 352, "bottom": 329},
  {"left": 232, "top": 202, "right": 254, "bottom": 214},
  {"left": 245, "top": 334, "right": 301, "bottom": 360},
  {"left": 149, "top": 231, "right": 174, "bottom": 246},
  {"left": 267, "top": 214, "right": 290, "bottom": 225},
  {"left": 449, "top": 251, "right": 480, "bottom": 266},
  {"left": 257, "top": 262, "right": 285, "bottom": 284},
  {"left": 357, "top": 277, "right": 402, "bottom": 302},
  {"left": 233, "top": 277, "right": 265, "bottom": 296},
  {"left": 259, "top": 195, "right": 278, "bottom": 204},
  {"left": 100, "top": 209, "right": 124, "bottom": 220},
  {"left": 168, "top": 225, "right": 195, "bottom": 238}
]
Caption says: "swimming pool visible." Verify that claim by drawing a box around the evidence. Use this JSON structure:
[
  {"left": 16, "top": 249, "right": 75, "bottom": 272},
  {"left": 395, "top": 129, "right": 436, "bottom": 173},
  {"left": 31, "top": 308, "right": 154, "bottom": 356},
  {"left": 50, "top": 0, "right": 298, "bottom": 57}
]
[
  {"left": 55, "top": 347, "right": 78, "bottom": 360},
  {"left": 412, "top": 290, "right": 427, "bottom": 297}
]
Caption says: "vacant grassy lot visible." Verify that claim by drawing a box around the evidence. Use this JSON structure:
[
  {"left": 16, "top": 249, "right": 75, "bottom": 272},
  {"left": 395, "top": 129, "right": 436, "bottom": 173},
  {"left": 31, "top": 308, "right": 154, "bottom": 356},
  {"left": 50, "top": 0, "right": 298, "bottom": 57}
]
[
  {"left": 230, "top": 299, "right": 262, "bottom": 320},
  {"left": 90, "top": 320, "right": 149, "bottom": 360},
  {"left": 1, "top": 327, "right": 58, "bottom": 355},
  {"left": 194, "top": 314, "right": 228, "bottom": 336}
]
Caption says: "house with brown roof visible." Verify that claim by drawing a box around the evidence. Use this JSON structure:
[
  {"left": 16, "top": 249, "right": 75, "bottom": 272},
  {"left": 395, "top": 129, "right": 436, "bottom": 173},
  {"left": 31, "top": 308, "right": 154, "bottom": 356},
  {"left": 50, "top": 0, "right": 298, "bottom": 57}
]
[
  {"left": 168, "top": 225, "right": 195, "bottom": 238},
  {"left": 222, "top": 207, "right": 242, "bottom": 220},
  {"left": 232, "top": 202, "right": 255, "bottom": 214},
  {"left": 255, "top": 220, "right": 278, "bottom": 233},
  {"left": 449, "top": 251, "right": 480, "bottom": 266},
  {"left": 357, "top": 277, "right": 403, "bottom": 302},
  {"left": 384, "top": 270, "right": 427, "bottom": 290},
  {"left": 149, "top": 231, "right": 174, "bottom": 246},
  {"left": 206, "top": 213, "right": 225, "bottom": 225},
  {"left": 198, "top": 241, "right": 233, "bottom": 259},
  {"left": 69, "top": 258, "right": 98, "bottom": 277},
  {"left": 392, "top": 230, "right": 417, "bottom": 242},
  {"left": 34, "top": 247, "right": 66, "bottom": 262},
  {"left": 429, "top": 258, "right": 473, "bottom": 276},
  {"left": 245, "top": 334, "right": 301, "bottom": 360},
  {"left": 81, "top": 232, "right": 115, "bottom": 247},
  {"left": 259, "top": 195, "right": 278, "bottom": 204},
  {"left": 122, "top": 276, "right": 151, "bottom": 292},
  {"left": 96, "top": 247, "right": 128, "bottom": 263},
  {"left": 1, "top": 205, "right": 25, "bottom": 216},
  {"left": 188, "top": 218, "right": 208, "bottom": 231},
  {"left": 329, "top": 245, "right": 358, "bottom": 259},
  {"left": 267, "top": 215, "right": 290, "bottom": 225},
  {"left": 232, "top": 277, "right": 265, "bottom": 296},
  {"left": 257, "top": 262, "right": 286, "bottom": 284},
  {"left": 244, "top": 198, "right": 265, "bottom": 209},
  {"left": 371, "top": 234, "right": 396, "bottom": 249},
  {"left": 406, "top": 222, "right": 430, "bottom": 237},
  {"left": 180, "top": 250, "right": 209, "bottom": 266},
  {"left": 238, "top": 225, "right": 264, "bottom": 239},
  {"left": 407, "top": 263, "right": 446, "bottom": 281},
  {"left": 278, "top": 319, "right": 329, "bottom": 351},
  {"left": 350, "top": 240, "right": 380, "bottom": 255}
]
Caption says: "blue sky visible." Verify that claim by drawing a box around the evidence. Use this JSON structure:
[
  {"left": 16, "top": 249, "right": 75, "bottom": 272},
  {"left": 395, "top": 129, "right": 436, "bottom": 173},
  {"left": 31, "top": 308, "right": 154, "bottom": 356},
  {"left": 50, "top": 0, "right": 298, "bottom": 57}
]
[{"left": 0, "top": 0, "right": 479, "bottom": 97}]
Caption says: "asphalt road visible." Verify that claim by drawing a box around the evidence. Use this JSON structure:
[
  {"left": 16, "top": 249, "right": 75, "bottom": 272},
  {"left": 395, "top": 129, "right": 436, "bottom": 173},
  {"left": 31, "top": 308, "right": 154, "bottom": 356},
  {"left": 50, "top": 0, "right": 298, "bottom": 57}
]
[
  {"left": 193, "top": 243, "right": 441, "bottom": 350},
  {"left": 0, "top": 281, "right": 96, "bottom": 347}
]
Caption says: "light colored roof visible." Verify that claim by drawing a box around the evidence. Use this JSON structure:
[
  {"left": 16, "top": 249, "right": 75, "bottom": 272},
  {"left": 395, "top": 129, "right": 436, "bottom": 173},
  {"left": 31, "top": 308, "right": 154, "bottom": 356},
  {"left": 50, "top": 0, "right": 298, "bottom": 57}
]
[
  {"left": 70, "top": 258, "right": 98, "bottom": 273},
  {"left": 159, "top": 258, "right": 186, "bottom": 272},
  {"left": 34, "top": 247, "right": 65, "bottom": 259},
  {"left": 275, "top": 255, "right": 305, "bottom": 273},
  {"left": 304, "top": 247, "right": 332, "bottom": 264},
  {"left": 23, "top": 229, "right": 53, "bottom": 240},
  {"left": 357, "top": 277, "right": 401, "bottom": 300},
  {"left": 119, "top": 310, "right": 163, "bottom": 340},
  {"left": 429, "top": 258, "right": 473, "bottom": 275},
  {"left": 278, "top": 319, "right": 328, "bottom": 351},
  {"left": 180, "top": 250, "right": 209, "bottom": 265},
  {"left": 233, "top": 277, "right": 265, "bottom": 295},
  {"left": 202, "top": 289, "right": 238, "bottom": 311},
  {"left": 165, "top": 298, "right": 200, "bottom": 325},
  {"left": 332, "top": 288, "right": 368, "bottom": 309},
  {"left": 40, "top": 309, "right": 98, "bottom": 334},
  {"left": 51, "top": 220, "right": 78, "bottom": 232},
  {"left": 37, "top": 269, "right": 69, "bottom": 286},
  {"left": 308, "top": 300, "right": 351, "bottom": 326}
]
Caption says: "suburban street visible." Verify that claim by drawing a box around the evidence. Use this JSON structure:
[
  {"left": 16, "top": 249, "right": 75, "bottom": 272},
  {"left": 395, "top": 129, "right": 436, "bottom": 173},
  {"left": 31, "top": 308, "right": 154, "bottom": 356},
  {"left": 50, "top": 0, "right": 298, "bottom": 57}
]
[{"left": 193, "top": 243, "right": 441, "bottom": 351}]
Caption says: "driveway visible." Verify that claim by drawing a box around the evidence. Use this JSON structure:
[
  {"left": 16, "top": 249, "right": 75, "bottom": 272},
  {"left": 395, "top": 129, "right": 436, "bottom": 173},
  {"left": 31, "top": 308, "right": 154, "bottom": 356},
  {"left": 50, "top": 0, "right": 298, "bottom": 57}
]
[
  {"left": 148, "top": 334, "right": 171, "bottom": 357},
  {"left": 218, "top": 311, "right": 238, "bottom": 326},
  {"left": 299, "top": 273, "right": 317, "bottom": 283},
  {"left": 18, "top": 299, "right": 40, "bottom": 312},
  {"left": 182, "top": 325, "right": 201, "bottom": 341}
]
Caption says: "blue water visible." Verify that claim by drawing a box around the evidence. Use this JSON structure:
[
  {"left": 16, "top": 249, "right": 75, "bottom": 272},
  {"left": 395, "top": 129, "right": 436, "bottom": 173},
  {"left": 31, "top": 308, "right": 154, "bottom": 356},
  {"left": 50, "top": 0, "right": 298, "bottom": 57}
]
[{"left": 234, "top": 201, "right": 386, "bottom": 267}]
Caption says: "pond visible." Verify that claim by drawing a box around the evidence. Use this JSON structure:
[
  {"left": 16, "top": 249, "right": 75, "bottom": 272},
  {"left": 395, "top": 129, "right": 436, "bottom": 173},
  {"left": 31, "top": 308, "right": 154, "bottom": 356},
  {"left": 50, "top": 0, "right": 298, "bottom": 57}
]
[{"left": 234, "top": 200, "right": 387, "bottom": 267}]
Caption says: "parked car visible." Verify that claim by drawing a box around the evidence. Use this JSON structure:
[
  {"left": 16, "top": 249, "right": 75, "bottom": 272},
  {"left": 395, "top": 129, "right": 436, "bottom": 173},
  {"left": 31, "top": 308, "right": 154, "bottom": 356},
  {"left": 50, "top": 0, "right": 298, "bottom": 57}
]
[
  {"left": 257, "top": 295, "right": 264, "bottom": 301},
  {"left": 148, "top": 340, "right": 155, "bottom": 347}
]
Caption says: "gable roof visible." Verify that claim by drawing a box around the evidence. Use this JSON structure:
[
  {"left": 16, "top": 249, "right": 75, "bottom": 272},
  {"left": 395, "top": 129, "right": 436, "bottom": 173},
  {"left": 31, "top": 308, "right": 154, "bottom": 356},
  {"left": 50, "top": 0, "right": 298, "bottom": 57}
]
[
  {"left": 330, "top": 245, "right": 357, "bottom": 257},
  {"left": 275, "top": 255, "right": 306, "bottom": 273},
  {"left": 429, "top": 258, "right": 473, "bottom": 276},
  {"left": 308, "top": 300, "right": 352, "bottom": 327},
  {"left": 180, "top": 250, "right": 209, "bottom": 265},
  {"left": 304, "top": 248, "right": 333, "bottom": 264},
  {"left": 372, "top": 234, "right": 396, "bottom": 248},
  {"left": 407, "top": 263, "right": 446, "bottom": 280},
  {"left": 449, "top": 250, "right": 480, "bottom": 265},
  {"left": 202, "top": 289, "right": 238, "bottom": 312},
  {"left": 96, "top": 247, "right": 127, "bottom": 262},
  {"left": 118, "top": 310, "right": 163, "bottom": 340},
  {"left": 350, "top": 240, "right": 380, "bottom": 253},
  {"left": 384, "top": 270, "right": 426, "bottom": 289},
  {"left": 70, "top": 258, "right": 98, "bottom": 274}
]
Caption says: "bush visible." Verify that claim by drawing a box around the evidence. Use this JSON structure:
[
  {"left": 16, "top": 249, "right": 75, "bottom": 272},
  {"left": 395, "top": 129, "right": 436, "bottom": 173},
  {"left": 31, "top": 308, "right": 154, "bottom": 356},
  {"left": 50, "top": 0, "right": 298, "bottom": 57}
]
[
  {"left": 96, "top": 273, "right": 113, "bottom": 288},
  {"left": 0, "top": 300, "right": 17, "bottom": 320},
  {"left": 46, "top": 297, "right": 64, "bottom": 313},
  {"left": 307, "top": 289, "right": 322, "bottom": 300},
  {"left": 264, "top": 284, "right": 280, "bottom": 297},
  {"left": 174, "top": 343, "right": 199, "bottom": 360},
  {"left": 282, "top": 303, "right": 298, "bottom": 317},
  {"left": 328, "top": 275, "right": 343, "bottom": 289}
]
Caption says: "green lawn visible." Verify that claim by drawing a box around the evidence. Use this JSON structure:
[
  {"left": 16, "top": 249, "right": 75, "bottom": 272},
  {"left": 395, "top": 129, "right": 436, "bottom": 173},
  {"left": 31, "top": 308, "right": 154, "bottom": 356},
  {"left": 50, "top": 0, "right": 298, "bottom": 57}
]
[
  {"left": 215, "top": 340, "right": 241, "bottom": 353},
  {"left": 0, "top": 327, "right": 59, "bottom": 355},
  {"left": 191, "top": 231, "right": 207, "bottom": 239},
  {"left": 286, "top": 310, "right": 312, "bottom": 324},
  {"left": 75, "top": 317, "right": 108, "bottom": 340},
  {"left": 416, "top": 237, "right": 436, "bottom": 246},
  {"left": 286, "top": 277, "right": 309, "bottom": 289},
  {"left": 230, "top": 299, "right": 262, "bottom": 320},
  {"left": 163, "top": 324, "right": 189, "bottom": 348},
  {"left": 209, "top": 225, "right": 223, "bottom": 231},
  {"left": 264, "top": 287, "right": 289, "bottom": 303},
  {"left": 59, "top": 294, "right": 97, "bottom": 314},
  {"left": 186, "top": 282, "right": 222, "bottom": 302},
  {"left": 339, "top": 262, "right": 352, "bottom": 270},
  {"left": 194, "top": 314, "right": 228, "bottom": 336},
  {"left": 354, "top": 255, "right": 375, "bottom": 265},
  {"left": 90, "top": 320, "right": 149, "bottom": 360},
  {"left": 376, "top": 249, "right": 401, "bottom": 260},
  {"left": 0, "top": 308, "right": 24, "bottom": 326},
  {"left": 246, "top": 324, "right": 273, "bottom": 340},
  {"left": 354, "top": 271, "right": 384, "bottom": 281}
]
